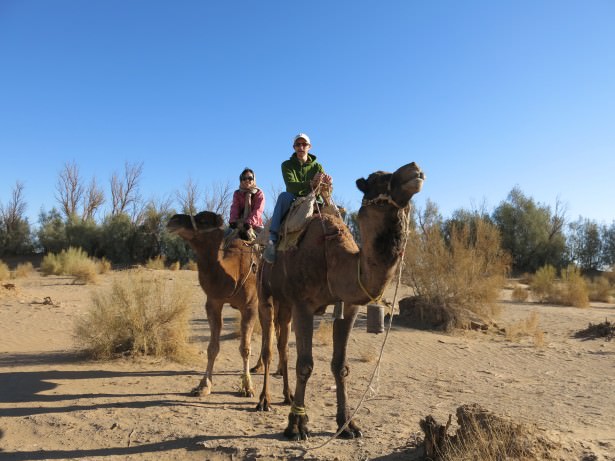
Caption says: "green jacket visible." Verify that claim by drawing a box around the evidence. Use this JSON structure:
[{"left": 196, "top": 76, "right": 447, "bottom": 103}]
[{"left": 281, "top": 153, "right": 324, "bottom": 197}]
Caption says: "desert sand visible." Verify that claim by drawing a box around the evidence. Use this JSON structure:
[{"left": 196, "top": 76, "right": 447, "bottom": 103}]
[{"left": 1, "top": 269, "right": 614, "bottom": 460}]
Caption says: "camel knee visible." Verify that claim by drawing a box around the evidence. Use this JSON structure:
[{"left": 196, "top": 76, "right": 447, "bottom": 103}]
[
  {"left": 238, "top": 345, "right": 250, "bottom": 359},
  {"left": 331, "top": 361, "right": 350, "bottom": 379}
]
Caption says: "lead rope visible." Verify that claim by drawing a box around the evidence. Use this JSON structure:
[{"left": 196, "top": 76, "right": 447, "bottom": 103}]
[{"left": 307, "top": 204, "right": 411, "bottom": 451}]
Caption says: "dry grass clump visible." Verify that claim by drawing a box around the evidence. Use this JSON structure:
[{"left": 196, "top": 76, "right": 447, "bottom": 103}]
[
  {"left": 145, "top": 255, "right": 166, "bottom": 270},
  {"left": 97, "top": 257, "right": 111, "bottom": 274},
  {"left": 13, "top": 261, "right": 34, "bottom": 278},
  {"left": 74, "top": 271, "right": 196, "bottom": 363},
  {"left": 511, "top": 285, "right": 529, "bottom": 302},
  {"left": 420, "top": 404, "right": 562, "bottom": 461},
  {"left": 169, "top": 261, "right": 180, "bottom": 271},
  {"left": 40, "top": 247, "right": 99, "bottom": 284},
  {"left": 183, "top": 260, "right": 198, "bottom": 271},
  {"left": 0, "top": 260, "right": 11, "bottom": 281},
  {"left": 529, "top": 265, "right": 589, "bottom": 308},
  {"left": 587, "top": 276, "right": 612, "bottom": 303},
  {"left": 314, "top": 318, "right": 333, "bottom": 346},
  {"left": 403, "top": 219, "right": 509, "bottom": 330},
  {"left": 505, "top": 311, "right": 545, "bottom": 346}
]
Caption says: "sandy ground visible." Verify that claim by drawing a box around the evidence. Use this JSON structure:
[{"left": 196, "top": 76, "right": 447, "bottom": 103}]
[{"left": 1, "top": 269, "right": 614, "bottom": 461}]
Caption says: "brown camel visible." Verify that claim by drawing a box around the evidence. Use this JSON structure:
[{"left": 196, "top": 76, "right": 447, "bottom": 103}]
[
  {"left": 256, "top": 162, "right": 424, "bottom": 441},
  {"left": 167, "top": 211, "right": 259, "bottom": 397}
]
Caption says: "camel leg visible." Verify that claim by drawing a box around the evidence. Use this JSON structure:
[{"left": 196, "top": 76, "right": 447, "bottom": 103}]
[
  {"left": 331, "top": 303, "right": 363, "bottom": 438},
  {"left": 284, "top": 304, "right": 313, "bottom": 441},
  {"left": 276, "top": 304, "right": 293, "bottom": 404},
  {"left": 255, "top": 294, "right": 275, "bottom": 411},
  {"left": 239, "top": 302, "right": 257, "bottom": 397},
  {"left": 191, "top": 298, "right": 223, "bottom": 397}
]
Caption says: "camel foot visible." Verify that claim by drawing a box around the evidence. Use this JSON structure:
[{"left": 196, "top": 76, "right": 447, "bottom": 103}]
[
  {"left": 241, "top": 388, "right": 255, "bottom": 398},
  {"left": 190, "top": 385, "right": 211, "bottom": 397},
  {"left": 284, "top": 412, "right": 309, "bottom": 441},
  {"left": 337, "top": 421, "right": 363, "bottom": 439},
  {"left": 255, "top": 394, "right": 272, "bottom": 412},
  {"left": 249, "top": 364, "right": 263, "bottom": 374}
]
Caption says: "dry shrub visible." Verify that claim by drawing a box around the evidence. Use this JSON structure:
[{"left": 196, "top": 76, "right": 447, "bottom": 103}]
[
  {"left": 587, "top": 276, "right": 612, "bottom": 303},
  {"left": 0, "top": 261, "right": 9, "bottom": 281},
  {"left": 183, "top": 260, "right": 198, "bottom": 271},
  {"left": 421, "top": 404, "right": 562, "bottom": 461},
  {"left": 97, "top": 257, "right": 111, "bottom": 274},
  {"left": 574, "top": 319, "right": 614, "bottom": 341},
  {"left": 530, "top": 265, "right": 589, "bottom": 308},
  {"left": 169, "top": 261, "right": 180, "bottom": 271},
  {"left": 40, "top": 247, "right": 99, "bottom": 284},
  {"left": 505, "top": 311, "right": 544, "bottom": 346},
  {"left": 74, "top": 271, "right": 196, "bottom": 362},
  {"left": 511, "top": 285, "right": 529, "bottom": 302},
  {"left": 403, "top": 219, "right": 509, "bottom": 329},
  {"left": 529, "top": 265, "right": 556, "bottom": 302},
  {"left": 12, "top": 262, "right": 34, "bottom": 278},
  {"left": 314, "top": 318, "right": 333, "bottom": 346},
  {"left": 145, "top": 255, "right": 166, "bottom": 270},
  {"left": 558, "top": 265, "right": 589, "bottom": 308}
]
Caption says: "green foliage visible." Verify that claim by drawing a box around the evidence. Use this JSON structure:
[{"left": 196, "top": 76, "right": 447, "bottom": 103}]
[
  {"left": 567, "top": 217, "right": 602, "bottom": 271},
  {"left": 0, "top": 217, "right": 34, "bottom": 256},
  {"left": 98, "top": 213, "right": 136, "bottom": 265},
  {"left": 37, "top": 208, "right": 68, "bottom": 254},
  {"left": 492, "top": 187, "right": 566, "bottom": 273}
]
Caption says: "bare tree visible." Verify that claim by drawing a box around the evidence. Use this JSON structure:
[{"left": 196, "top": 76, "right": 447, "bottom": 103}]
[
  {"left": 56, "top": 161, "right": 84, "bottom": 220},
  {"left": 82, "top": 177, "right": 105, "bottom": 221},
  {"left": 176, "top": 177, "right": 201, "bottom": 215},
  {"left": 111, "top": 162, "right": 143, "bottom": 216},
  {"left": 0, "top": 181, "right": 27, "bottom": 230},
  {"left": 202, "top": 181, "right": 233, "bottom": 222}
]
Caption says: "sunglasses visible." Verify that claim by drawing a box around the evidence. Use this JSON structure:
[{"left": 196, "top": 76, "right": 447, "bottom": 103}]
[
  {"left": 294, "top": 142, "right": 309, "bottom": 147},
  {"left": 241, "top": 176, "right": 254, "bottom": 181}
]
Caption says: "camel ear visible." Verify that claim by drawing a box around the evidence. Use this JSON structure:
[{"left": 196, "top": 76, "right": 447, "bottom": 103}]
[
  {"left": 390, "top": 162, "right": 424, "bottom": 207},
  {"left": 356, "top": 178, "right": 369, "bottom": 193}
]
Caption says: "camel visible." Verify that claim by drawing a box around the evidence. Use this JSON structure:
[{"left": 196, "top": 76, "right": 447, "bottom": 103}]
[
  {"left": 166, "top": 211, "right": 259, "bottom": 397},
  {"left": 256, "top": 162, "right": 424, "bottom": 441}
]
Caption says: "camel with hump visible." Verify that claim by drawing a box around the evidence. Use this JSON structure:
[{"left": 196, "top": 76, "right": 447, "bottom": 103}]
[
  {"left": 166, "top": 211, "right": 260, "bottom": 397},
  {"left": 256, "top": 162, "right": 424, "bottom": 441}
]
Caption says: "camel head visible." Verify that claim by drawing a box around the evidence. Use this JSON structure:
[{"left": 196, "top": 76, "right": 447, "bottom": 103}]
[
  {"left": 356, "top": 162, "right": 424, "bottom": 209},
  {"left": 166, "top": 211, "right": 224, "bottom": 240}
]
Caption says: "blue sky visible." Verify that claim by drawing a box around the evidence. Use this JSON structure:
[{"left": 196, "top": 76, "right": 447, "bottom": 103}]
[{"left": 1, "top": 1, "right": 614, "bottom": 226}]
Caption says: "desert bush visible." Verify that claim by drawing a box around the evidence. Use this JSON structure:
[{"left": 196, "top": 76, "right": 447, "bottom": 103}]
[
  {"left": 529, "top": 265, "right": 557, "bottom": 302},
  {"left": 145, "top": 255, "right": 166, "bottom": 270},
  {"left": 403, "top": 218, "right": 509, "bottom": 329},
  {"left": 169, "top": 261, "right": 180, "bottom": 271},
  {"left": 74, "top": 271, "right": 195, "bottom": 362},
  {"left": 505, "top": 311, "right": 544, "bottom": 347},
  {"left": 559, "top": 265, "right": 589, "bottom": 308},
  {"left": 40, "top": 252, "right": 63, "bottom": 276},
  {"left": 183, "top": 260, "right": 198, "bottom": 271},
  {"left": 421, "top": 404, "right": 561, "bottom": 461},
  {"left": 510, "top": 285, "right": 529, "bottom": 302},
  {"left": 0, "top": 260, "right": 9, "bottom": 281},
  {"left": 97, "top": 257, "right": 112, "bottom": 274},
  {"left": 40, "top": 247, "right": 100, "bottom": 283},
  {"left": 12, "top": 261, "right": 34, "bottom": 278},
  {"left": 587, "top": 276, "right": 612, "bottom": 303}
]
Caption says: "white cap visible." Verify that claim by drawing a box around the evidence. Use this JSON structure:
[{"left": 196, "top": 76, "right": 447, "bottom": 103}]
[{"left": 293, "top": 133, "right": 311, "bottom": 145}]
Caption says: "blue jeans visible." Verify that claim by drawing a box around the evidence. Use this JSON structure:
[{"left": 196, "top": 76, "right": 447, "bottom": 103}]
[{"left": 269, "top": 191, "right": 295, "bottom": 242}]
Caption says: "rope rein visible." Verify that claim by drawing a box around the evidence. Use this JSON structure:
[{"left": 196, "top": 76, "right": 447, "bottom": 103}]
[{"left": 307, "top": 200, "right": 412, "bottom": 452}]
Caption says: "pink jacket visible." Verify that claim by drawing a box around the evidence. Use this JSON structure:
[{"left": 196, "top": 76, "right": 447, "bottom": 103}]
[{"left": 229, "top": 188, "right": 265, "bottom": 228}]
